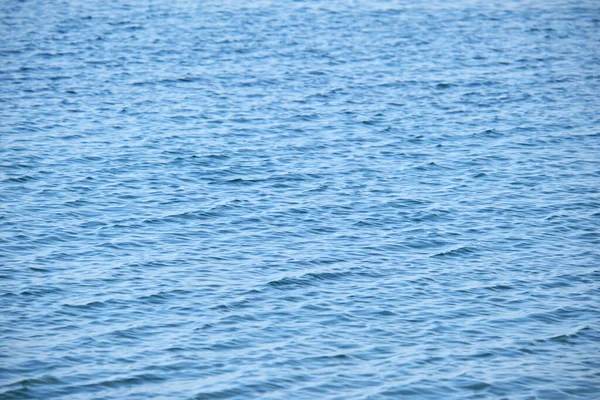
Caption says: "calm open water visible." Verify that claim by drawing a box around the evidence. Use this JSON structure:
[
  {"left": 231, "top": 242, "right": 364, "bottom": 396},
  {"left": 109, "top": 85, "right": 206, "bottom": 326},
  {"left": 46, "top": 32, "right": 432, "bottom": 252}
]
[{"left": 1, "top": 0, "right": 600, "bottom": 398}]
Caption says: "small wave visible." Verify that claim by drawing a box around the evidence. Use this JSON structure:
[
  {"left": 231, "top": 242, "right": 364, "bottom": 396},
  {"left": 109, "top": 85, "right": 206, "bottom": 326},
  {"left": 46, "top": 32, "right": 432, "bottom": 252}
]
[
  {"left": 547, "top": 325, "right": 594, "bottom": 343},
  {"left": 267, "top": 270, "right": 353, "bottom": 289},
  {"left": 431, "top": 246, "right": 477, "bottom": 258}
]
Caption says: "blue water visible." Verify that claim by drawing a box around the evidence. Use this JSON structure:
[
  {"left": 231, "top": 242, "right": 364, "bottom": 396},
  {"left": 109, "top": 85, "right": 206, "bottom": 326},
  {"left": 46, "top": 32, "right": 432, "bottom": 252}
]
[{"left": 1, "top": 0, "right": 600, "bottom": 398}]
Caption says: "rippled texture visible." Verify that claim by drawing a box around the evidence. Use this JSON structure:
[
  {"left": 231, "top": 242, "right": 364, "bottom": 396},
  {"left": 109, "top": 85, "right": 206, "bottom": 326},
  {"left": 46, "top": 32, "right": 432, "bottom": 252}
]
[{"left": 1, "top": 0, "right": 600, "bottom": 398}]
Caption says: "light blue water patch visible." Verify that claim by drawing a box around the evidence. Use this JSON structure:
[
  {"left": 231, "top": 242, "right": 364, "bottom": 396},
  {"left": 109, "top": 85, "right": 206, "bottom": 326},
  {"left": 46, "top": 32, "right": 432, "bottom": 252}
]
[{"left": 1, "top": 0, "right": 599, "bottom": 398}]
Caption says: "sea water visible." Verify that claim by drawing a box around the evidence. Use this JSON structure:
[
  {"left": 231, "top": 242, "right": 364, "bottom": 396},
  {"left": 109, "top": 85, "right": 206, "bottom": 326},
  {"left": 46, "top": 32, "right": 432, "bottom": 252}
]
[{"left": 1, "top": 0, "right": 599, "bottom": 398}]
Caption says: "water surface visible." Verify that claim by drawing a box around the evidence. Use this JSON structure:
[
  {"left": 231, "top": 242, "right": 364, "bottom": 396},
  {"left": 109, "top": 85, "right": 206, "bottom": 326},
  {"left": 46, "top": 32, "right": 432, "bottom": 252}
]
[{"left": 1, "top": 0, "right": 599, "bottom": 398}]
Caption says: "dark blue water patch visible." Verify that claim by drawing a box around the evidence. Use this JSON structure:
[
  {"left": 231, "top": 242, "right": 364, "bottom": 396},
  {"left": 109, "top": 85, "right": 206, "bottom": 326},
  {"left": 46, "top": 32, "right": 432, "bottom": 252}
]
[{"left": 2, "top": 0, "right": 600, "bottom": 399}]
